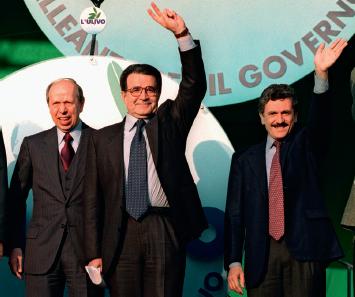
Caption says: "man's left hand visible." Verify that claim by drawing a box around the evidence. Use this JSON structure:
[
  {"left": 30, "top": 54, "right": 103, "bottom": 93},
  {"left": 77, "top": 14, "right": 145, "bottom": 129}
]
[
  {"left": 314, "top": 38, "right": 348, "bottom": 79},
  {"left": 147, "top": 2, "right": 187, "bottom": 36}
]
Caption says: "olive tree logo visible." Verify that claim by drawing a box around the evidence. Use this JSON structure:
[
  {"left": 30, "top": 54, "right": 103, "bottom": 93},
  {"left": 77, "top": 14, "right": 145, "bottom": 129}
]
[{"left": 88, "top": 7, "right": 101, "bottom": 20}]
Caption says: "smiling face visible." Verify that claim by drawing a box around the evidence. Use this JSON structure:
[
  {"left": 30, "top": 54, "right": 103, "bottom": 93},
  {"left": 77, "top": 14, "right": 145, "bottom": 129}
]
[
  {"left": 48, "top": 79, "right": 84, "bottom": 132},
  {"left": 259, "top": 98, "right": 297, "bottom": 141},
  {"left": 121, "top": 73, "right": 159, "bottom": 119}
]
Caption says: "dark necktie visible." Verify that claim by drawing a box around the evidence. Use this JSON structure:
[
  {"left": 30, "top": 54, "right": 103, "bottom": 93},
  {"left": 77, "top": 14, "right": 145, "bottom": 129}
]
[
  {"left": 60, "top": 132, "right": 75, "bottom": 172},
  {"left": 126, "top": 119, "right": 149, "bottom": 220},
  {"left": 269, "top": 141, "right": 285, "bottom": 240}
]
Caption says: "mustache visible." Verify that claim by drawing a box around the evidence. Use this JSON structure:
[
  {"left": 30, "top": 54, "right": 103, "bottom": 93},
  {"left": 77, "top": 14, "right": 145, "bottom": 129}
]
[{"left": 272, "top": 122, "right": 289, "bottom": 128}]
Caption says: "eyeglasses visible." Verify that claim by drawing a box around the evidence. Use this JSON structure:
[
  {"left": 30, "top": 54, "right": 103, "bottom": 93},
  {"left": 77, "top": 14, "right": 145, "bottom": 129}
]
[{"left": 125, "top": 86, "right": 158, "bottom": 98}]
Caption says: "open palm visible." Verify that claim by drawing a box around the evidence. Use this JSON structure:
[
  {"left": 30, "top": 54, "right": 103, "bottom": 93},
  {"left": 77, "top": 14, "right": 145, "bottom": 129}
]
[{"left": 314, "top": 38, "right": 347, "bottom": 73}]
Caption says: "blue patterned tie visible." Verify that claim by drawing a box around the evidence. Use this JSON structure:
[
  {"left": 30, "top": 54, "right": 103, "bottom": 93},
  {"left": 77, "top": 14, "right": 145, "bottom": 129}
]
[{"left": 126, "top": 119, "right": 149, "bottom": 220}]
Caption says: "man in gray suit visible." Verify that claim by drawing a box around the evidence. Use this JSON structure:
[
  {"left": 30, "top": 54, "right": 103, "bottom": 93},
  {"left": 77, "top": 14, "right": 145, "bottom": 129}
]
[
  {"left": 341, "top": 67, "right": 355, "bottom": 295},
  {"left": 7, "top": 78, "right": 103, "bottom": 297},
  {"left": 0, "top": 129, "right": 7, "bottom": 259}
]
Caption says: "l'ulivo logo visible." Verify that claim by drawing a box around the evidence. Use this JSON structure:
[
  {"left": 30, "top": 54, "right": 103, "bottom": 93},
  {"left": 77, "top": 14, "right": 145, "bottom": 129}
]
[
  {"left": 81, "top": 7, "right": 105, "bottom": 24},
  {"left": 80, "top": 6, "right": 107, "bottom": 34}
]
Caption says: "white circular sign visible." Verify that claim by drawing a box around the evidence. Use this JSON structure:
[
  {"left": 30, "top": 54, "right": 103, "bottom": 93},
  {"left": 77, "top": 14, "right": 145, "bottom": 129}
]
[{"left": 80, "top": 6, "right": 106, "bottom": 34}]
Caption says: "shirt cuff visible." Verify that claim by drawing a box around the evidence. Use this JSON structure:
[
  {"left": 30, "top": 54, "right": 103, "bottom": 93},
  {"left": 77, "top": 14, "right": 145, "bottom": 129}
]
[
  {"left": 229, "top": 262, "right": 242, "bottom": 268},
  {"left": 314, "top": 73, "right": 329, "bottom": 94},
  {"left": 177, "top": 35, "right": 196, "bottom": 52}
]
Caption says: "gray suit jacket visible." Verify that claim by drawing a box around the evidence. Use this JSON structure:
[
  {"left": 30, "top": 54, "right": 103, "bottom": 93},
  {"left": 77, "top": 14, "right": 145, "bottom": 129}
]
[
  {"left": 8, "top": 122, "right": 93, "bottom": 274},
  {"left": 341, "top": 67, "right": 355, "bottom": 229}
]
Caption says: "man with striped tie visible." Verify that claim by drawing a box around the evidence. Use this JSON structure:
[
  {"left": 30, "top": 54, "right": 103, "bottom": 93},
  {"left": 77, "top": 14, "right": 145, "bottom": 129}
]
[{"left": 7, "top": 78, "right": 103, "bottom": 297}]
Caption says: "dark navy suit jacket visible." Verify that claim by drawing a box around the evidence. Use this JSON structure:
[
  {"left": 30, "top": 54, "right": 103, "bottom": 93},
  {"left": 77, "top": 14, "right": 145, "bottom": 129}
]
[{"left": 225, "top": 90, "right": 343, "bottom": 288}]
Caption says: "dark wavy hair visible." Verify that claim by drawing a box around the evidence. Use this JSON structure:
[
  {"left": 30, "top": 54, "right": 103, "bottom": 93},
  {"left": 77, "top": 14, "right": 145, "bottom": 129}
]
[{"left": 258, "top": 84, "right": 297, "bottom": 114}]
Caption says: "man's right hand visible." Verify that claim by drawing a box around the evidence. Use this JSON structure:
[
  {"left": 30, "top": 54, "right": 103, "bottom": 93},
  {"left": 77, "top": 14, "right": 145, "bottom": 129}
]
[
  {"left": 228, "top": 265, "right": 245, "bottom": 295},
  {"left": 88, "top": 258, "right": 102, "bottom": 272},
  {"left": 9, "top": 248, "right": 23, "bottom": 279}
]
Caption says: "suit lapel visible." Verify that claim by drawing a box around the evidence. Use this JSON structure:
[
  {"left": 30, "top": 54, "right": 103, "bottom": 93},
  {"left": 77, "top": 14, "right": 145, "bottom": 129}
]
[
  {"left": 247, "top": 142, "right": 268, "bottom": 199},
  {"left": 279, "top": 130, "right": 295, "bottom": 171},
  {"left": 42, "top": 127, "right": 65, "bottom": 202},
  {"left": 145, "top": 115, "right": 158, "bottom": 167},
  {"left": 108, "top": 122, "right": 125, "bottom": 184},
  {"left": 67, "top": 122, "right": 90, "bottom": 200}
]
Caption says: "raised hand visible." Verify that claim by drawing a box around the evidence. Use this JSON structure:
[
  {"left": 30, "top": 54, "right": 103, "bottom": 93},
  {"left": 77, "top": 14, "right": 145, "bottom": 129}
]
[
  {"left": 314, "top": 38, "right": 348, "bottom": 79},
  {"left": 147, "top": 2, "right": 186, "bottom": 35}
]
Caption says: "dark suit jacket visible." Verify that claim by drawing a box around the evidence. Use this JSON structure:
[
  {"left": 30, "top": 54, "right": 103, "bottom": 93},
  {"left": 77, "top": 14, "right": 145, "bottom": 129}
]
[
  {"left": 8, "top": 122, "right": 93, "bottom": 274},
  {"left": 84, "top": 43, "right": 208, "bottom": 275},
  {"left": 225, "top": 90, "right": 344, "bottom": 288},
  {"left": 0, "top": 129, "right": 7, "bottom": 243}
]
